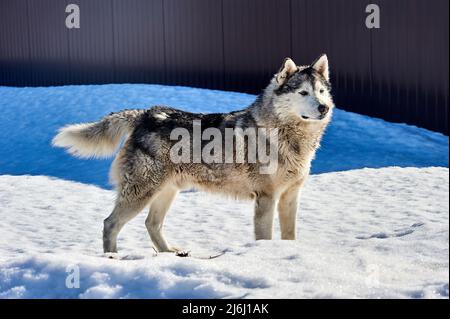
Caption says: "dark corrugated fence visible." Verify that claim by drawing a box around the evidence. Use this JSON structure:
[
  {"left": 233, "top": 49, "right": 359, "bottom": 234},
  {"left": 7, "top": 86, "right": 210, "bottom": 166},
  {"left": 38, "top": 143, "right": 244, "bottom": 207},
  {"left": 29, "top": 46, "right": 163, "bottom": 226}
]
[{"left": 0, "top": 0, "right": 448, "bottom": 134}]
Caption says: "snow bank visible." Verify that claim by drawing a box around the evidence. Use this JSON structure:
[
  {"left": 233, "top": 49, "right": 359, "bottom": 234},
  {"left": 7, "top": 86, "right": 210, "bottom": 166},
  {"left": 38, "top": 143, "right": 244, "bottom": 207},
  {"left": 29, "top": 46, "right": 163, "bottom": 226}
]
[
  {"left": 0, "top": 167, "right": 448, "bottom": 298},
  {"left": 0, "top": 84, "right": 448, "bottom": 188}
]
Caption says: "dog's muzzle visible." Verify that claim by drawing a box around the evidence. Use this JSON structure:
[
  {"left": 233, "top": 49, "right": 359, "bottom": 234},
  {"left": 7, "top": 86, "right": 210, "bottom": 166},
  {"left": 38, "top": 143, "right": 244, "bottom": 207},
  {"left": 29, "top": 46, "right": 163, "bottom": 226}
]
[{"left": 318, "top": 104, "right": 329, "bottom": 119}]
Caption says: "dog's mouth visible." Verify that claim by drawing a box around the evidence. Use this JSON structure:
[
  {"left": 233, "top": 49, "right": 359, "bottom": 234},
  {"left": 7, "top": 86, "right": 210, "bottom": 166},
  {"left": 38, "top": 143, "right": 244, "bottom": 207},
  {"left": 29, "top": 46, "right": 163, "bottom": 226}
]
[
  {"left": 301, "top": 115, "right": 322, "bottom": 121},
  {"left": 301, "top": 114, "right": 328, "bottom": 121}
]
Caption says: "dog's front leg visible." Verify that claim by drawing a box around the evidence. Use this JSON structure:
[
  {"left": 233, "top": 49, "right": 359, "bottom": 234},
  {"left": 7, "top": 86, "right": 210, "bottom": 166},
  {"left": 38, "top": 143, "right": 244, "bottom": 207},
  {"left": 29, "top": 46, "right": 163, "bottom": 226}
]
[
  {"left": 254, "top": 194, "right": 276, "bottom": 240},
  {"left": 277, "top": 185, "right": 301, "bottom": 240}
]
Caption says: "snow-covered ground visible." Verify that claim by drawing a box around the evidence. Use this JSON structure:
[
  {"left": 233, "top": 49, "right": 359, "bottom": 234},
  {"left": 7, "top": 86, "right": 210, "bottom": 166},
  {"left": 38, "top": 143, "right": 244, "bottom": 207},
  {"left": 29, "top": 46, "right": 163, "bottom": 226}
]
[
  {"left": 0, "top": 168, "right": 448, "bottom": 298},
  {"left": 0, "top": 84, "right": 448, "bottom": 298}
]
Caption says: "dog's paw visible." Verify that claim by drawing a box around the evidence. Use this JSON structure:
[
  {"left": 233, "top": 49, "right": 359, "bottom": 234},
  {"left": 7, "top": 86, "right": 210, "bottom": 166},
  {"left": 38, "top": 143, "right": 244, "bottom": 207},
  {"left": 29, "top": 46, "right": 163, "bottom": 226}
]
[
  {"left": 170, "top": 245, "right": 190, "bottom": 257},
  {"left": 104, "top": 252, "right": 120, "bottom": 259},
  {"left": 168, "top": 245, "right": 185, "bottom": 253},
  {"left": 175, "top": 250, "right": 191, "bottom": 257}
]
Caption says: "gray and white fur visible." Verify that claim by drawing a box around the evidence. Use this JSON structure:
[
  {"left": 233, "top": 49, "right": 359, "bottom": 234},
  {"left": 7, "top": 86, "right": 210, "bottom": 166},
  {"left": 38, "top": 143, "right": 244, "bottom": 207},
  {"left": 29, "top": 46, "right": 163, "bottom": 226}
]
[{"left": 53, "top": 55, "right": 334, "bottom": 254}]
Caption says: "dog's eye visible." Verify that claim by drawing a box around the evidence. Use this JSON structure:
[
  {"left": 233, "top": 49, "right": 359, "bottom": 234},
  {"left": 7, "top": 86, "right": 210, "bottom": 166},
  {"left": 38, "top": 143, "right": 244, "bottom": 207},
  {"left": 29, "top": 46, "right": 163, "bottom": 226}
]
[
  {"left": 299, "top": 91, "right": 308, "bottom": 96},
  {"left": 319, "top": 89, "right": 324, "bottom": 94}
]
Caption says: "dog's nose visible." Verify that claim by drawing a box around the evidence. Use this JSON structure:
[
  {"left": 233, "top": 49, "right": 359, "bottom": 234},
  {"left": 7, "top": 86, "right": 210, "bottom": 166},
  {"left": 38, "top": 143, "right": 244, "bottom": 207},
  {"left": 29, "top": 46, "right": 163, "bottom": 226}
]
[{"left": 318, "top": 104, "right": 329, "bottom": 115}]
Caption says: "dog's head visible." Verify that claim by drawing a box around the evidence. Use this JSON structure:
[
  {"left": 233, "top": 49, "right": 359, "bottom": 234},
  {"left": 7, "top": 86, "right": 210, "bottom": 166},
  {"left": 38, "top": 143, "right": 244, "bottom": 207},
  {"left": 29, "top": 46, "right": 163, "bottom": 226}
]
[{"left": 269, "top": 55, "right": 334, "bottom": 122}]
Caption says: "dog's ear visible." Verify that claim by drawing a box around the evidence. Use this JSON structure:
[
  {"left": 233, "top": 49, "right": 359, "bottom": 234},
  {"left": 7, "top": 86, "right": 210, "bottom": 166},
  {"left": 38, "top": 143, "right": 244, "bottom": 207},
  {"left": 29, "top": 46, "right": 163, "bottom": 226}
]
[
  {"left": 276, "top": 58, "right": 298, "bottom": 84},
  {"left": 311, "top": 54, "right": 329, "bottom": 81}
]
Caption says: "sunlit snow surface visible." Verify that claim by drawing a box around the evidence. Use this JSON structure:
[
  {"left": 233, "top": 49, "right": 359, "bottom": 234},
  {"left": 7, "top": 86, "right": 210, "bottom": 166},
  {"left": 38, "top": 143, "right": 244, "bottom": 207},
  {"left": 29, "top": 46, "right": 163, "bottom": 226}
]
[{"left": 0, "top": 84, "right": 448, "bottom": 298}]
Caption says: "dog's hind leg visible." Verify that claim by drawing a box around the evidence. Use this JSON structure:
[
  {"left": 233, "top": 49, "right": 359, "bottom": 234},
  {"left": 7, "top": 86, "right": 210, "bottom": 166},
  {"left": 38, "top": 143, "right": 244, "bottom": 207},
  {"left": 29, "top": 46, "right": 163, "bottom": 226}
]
[
  {"left": 104, "top": 144, "right": 168, "bottom": 254},
  {"left": 145, "top": 185, "right": 178, "bottom": 252},
  {"left": 254, "top": 194, "right": 276, "bottom": 240},
  {"left": 103, "top": 195, "right": 150, "bottom": 253},
  {"left": 103, "top": 169, "right": 161, "bottom": 253}
]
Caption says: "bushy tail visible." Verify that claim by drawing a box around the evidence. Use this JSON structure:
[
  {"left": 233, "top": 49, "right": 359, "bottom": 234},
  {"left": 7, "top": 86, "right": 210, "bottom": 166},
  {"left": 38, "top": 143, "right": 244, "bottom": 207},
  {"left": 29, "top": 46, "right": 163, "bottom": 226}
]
[{"left": 52, "top": 109, "right": 145, "bottom": 158}]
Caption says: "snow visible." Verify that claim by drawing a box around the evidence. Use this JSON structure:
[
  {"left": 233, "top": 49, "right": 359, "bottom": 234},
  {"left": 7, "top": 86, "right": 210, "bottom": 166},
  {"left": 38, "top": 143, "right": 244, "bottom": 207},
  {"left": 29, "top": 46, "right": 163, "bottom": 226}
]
[
  {"left": 0, "top": 83, "right": 448, "bottom": 299},
  {"left": 0, "top": 168, "right": 448, "bottom": 299},
  {"left": 0, "top": 84, "right": 448, "bottom": 188}
]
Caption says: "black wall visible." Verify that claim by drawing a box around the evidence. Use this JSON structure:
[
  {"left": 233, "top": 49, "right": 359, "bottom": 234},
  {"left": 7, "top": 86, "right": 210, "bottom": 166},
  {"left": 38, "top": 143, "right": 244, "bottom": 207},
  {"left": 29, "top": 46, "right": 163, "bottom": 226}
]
[{"left": 0, "top": 0, "right": 448, "bottom": 134}]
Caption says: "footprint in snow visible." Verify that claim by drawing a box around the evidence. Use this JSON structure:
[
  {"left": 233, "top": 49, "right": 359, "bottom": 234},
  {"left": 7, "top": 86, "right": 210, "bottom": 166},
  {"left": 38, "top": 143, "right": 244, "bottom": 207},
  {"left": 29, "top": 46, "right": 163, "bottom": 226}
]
[{"left": 356, "top": 222, "right": 425, "bottom": 240}]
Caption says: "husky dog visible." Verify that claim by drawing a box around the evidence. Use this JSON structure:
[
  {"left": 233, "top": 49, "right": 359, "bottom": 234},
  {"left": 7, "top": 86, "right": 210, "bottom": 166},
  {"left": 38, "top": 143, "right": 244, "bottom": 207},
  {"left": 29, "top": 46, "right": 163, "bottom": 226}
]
[{"left": 53, "top": 55, "right": 334, "bottom": 254}]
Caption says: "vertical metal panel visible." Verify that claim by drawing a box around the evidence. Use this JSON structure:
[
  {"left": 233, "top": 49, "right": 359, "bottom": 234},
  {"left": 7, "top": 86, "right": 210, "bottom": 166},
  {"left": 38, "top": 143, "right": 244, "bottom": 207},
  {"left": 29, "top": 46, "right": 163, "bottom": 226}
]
[
  {"left": 371, "top": 0, "right": 449, "bottom": 134},
  {"left": 292, "top": 0, "right": 373, "bottom": 118},
  {"left": 163, "top": 0, "right": 224, "bottom": 89},
  {"left": 222, "top": 0, "right": 291, "bottom": 92},
  {"left": 26, "top": 0, "right": 70, "bottom": 86},
  {"left": 0, "top": 0, "right": 448, "bottom": 134},
  {"left": 371, "top": 0, "right": 416, "bottom": 125},
  {"left": 438, "top": 0, "right": 449, "bottom": 134},
  {"left": 112, "top": 0, "right": 165, "bottom": 84},
  {"left": 0, "top": 0, "right": 31, "bottom": 86},
  {"left": 66, "top": 0, "right": 115, "bottom": 84}
]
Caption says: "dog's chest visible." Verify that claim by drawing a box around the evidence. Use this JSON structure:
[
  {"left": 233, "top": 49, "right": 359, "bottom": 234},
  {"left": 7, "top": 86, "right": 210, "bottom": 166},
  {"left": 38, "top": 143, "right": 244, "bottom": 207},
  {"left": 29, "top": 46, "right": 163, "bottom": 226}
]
[{"left": 278, "top": 135, "right": 318, "bottom": 174}]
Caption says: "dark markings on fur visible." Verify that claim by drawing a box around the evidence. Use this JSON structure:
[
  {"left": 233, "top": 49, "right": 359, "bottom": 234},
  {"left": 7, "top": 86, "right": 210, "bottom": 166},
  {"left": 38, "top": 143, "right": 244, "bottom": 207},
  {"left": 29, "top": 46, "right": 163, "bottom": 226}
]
[
  {"left": 131, "top": 106, "right": 261, "bottom": 167},
  {"left": 274, "top": 67, "right": 330, "bottom": 96}
]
